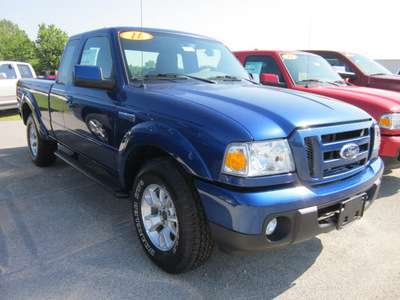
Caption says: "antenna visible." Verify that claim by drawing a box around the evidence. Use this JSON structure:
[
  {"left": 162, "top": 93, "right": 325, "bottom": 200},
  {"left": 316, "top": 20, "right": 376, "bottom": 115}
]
[
  {"left": 139, "top": 0, "right": 146, "bottom": 89},
  {"left": 306, "top": 20, "right": 311, "bottom": 88}
]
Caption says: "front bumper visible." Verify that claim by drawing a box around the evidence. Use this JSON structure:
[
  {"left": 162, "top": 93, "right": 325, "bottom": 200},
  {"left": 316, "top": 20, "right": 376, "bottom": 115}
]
[
  {"left": 380, "top": 135, "right": 400, "bottom": 168},
  {"left": 195, "top": 157, "right": 383, "bottom": 256}
]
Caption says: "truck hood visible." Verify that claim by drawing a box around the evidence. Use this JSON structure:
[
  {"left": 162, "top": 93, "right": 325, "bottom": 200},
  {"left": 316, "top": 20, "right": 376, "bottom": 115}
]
[
  {"left": 150, "top": 83, "right": 371, "bottom": 140},
  {"left": 297, "top": 85, "right": 400, "bottom": 116},
  {"left": 370, "top": 74, "right": 400, "bottom": 82}
]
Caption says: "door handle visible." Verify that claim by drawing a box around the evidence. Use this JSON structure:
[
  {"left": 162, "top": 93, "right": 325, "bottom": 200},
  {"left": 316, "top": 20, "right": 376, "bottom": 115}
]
[{"left": 118, "top": 112, "right": 136, "bottom": 122}]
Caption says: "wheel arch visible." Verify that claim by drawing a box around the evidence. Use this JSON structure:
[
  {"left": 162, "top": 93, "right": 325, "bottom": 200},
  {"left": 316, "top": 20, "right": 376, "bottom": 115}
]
[
  {"left": 117, "top": 121, "right": 213, "bottom": 191},
  {"left": 19, "top": 91, "right": 51, "bottom": 140}
]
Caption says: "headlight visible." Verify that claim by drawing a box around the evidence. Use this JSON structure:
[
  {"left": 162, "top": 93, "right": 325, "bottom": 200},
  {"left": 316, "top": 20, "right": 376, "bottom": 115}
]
[
  {"left": 379, "top": 113, "right": 400, "bottom": 130},
  {"left": 222, "top": 139, "right": 295, "bottom": 177},
  {"left": 373, "top": 123, "right": 381, "bottom": 152}
]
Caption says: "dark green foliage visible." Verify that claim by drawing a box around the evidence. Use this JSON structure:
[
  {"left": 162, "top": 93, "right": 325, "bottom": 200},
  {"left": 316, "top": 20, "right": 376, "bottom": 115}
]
[
  {"left": 0, "top": 19, "right": 35, "bottom": 62},
  {"left": 129, "top": 60, "right": 156, "bottom": 77},
  {"left": 35, "top": 23, "right": 69, "bottom": 74},
  {"left": 0, "top": 19, "right": 68, "bottom": 75}
]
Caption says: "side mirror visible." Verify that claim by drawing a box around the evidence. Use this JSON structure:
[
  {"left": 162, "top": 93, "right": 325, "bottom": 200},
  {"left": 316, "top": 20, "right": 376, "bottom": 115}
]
[
  {"left": 261, "top": 73, "right": 279, "bottom": 83},
  {"left": 337, "top": 71, "right": 357, "bottom": 80},
  {"left": 0, "top": 72, "right": 6, "bottom": 79},
  {"left": 73, "top": 65, "right": 115, "bottom": 90},
  {"left": 260, "top": 73, "right": 287, "bottom": 88}
]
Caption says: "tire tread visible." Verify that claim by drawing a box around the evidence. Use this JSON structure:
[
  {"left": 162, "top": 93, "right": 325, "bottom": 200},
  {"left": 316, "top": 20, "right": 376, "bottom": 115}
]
[
  {"left": 133, "top": 157, "right": 214, "bottom": 273},
  {"left": 27, "top": 114, "right": 57, "bottom": 167}
]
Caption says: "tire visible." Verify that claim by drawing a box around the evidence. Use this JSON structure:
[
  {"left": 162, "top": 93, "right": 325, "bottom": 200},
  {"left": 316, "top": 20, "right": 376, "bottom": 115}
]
[
  {"left": 132, "top": 157, "right": 214, "bottom": 274},
  {"left": 26, "top": 114, "right": 57, "bottom": 166}
]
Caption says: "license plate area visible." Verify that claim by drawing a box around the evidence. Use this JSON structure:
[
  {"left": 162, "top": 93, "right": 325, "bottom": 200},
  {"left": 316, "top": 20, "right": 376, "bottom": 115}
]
[{"left": 337, "top": 194, "right": 366, "bottom": 230}]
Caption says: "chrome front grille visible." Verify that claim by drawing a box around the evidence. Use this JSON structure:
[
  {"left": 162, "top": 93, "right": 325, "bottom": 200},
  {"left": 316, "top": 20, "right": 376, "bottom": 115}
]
[{"left": 290, "top": 120, "right": 373, "bottom": 184}]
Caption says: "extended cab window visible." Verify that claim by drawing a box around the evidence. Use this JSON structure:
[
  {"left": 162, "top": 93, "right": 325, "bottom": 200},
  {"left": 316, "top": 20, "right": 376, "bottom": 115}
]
[
  {"left": 80, "top": 36, "right": 114, "bottom": 79},
  {"left": 17, "top": 65, "right": 34, "bottom": 78},
  {"left": 244, "top": 55, "right": 285, "bottom": 83},
  {"left": 0, "top": 64, "right": 17, "bottom": 79}
]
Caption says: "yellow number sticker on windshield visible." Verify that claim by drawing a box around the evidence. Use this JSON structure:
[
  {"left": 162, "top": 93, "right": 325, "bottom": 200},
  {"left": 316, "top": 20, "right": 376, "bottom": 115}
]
[
  {"left": 281, "top": 54, "right": 298, "bottom": 60},
  {"left": 120, "top": 31, "right": 153, "bottom": 40}
]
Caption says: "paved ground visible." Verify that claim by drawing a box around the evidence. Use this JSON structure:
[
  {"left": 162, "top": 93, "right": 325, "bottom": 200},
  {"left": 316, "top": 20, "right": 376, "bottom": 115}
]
[{"left": 0, "top": 120, "right": 399, "bottom": 300}]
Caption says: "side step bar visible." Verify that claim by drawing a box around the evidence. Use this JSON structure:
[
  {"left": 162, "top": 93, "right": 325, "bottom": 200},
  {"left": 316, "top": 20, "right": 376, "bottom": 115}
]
[{"left": 55, "top": 150, "right": 129, "bottom": 198}]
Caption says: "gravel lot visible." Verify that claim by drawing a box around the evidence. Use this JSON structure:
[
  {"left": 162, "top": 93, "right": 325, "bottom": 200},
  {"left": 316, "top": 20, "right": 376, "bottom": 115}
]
[{"left": 1, "top": 120, "right": 399, "bottom": 300}]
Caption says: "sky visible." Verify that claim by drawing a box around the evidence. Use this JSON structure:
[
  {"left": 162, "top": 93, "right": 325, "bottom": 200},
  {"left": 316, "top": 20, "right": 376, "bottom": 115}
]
[{"left": 1, "top": 0, "right": 400, "bottom": 59}]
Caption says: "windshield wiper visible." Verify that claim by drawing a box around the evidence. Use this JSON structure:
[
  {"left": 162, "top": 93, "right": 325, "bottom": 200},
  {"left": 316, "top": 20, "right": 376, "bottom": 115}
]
[
  {"left": 207, "top": 75, "right": 242, "bottom": 81},
  {"left": 370, "top": 73, "right": 388, "bottom": 76},
  {"left": 185, "top": 75, "right": 217, "bottom": 84},
  {"left": 133, "top": 73, "right": 217, "bottom": 84},
  {"left": 132, "top": 73, "right": 188, "bottom": 81},
  {"left": 332, "top": 80, "right": 347, "bottom": 86},
  {"left": 296, "top": 79, "right": 340, "bottom": 86}
]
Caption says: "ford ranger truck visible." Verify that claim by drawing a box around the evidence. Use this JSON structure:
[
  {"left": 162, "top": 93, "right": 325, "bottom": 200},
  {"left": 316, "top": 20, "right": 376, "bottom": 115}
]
[
  {"left": 235, "top": 50, "right": 400, "bottom": 168},
  {"left": 305, "top": 50, "right": 400, "bottom": 93},
  {"left": 17, "top": 28, "right": 383, "bottom": 274}
]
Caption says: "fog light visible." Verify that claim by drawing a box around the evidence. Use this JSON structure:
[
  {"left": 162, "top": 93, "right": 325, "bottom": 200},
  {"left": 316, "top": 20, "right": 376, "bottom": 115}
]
[{"left": 266, "top": 218, "right": 277, "bottom": 236}]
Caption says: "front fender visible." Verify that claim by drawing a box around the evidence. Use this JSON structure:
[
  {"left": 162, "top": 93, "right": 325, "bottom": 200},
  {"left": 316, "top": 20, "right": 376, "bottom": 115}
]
[{"left": 117, "top": 121, "right": 213, "bottom": 186}]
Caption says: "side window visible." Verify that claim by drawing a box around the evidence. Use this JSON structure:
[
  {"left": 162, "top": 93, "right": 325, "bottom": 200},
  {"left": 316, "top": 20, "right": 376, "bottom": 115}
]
[
  {"left": 17, "top": 65, "right": 34, "bottom": 78},
  {"left": 80, "top": 36, "right": 114, "bottom": 79},
  {"left": 57, "top": 39, "right": 79, "bottom": 85},
  {"left": 244, "top": 55, "right": 285, "bottom": 83},
  {"left": 0, "top": 64, "right": 17, "bottom": 79},
  {"left": 319, "top": 54, "right": 354, "bottom": 73}
]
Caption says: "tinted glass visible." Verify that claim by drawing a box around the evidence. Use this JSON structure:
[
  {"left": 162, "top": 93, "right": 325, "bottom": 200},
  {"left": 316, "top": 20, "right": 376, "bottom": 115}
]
[
  {"left": 17, "top": 64, "right": 34, "bottom": 78},
  {"left": 345, "top": 53, "right": 392, "bottom": 75},
  {"left": 80, "top": 36, "right": 114, "bottom": 79},
  {"left": 280, "top": 53, "right": 346, "bottom": 86},
  {"left": 57, "top": 39, "right": 79, "bottom": 84},
  {"left": 244, "top": 55, "right": 285, "bottom": 82},
  {"left": 319, "top": 54, "right": 354, "bottom": 73},
  {"left": 120, "top": 30, "right": 250, "bottom": 82}
]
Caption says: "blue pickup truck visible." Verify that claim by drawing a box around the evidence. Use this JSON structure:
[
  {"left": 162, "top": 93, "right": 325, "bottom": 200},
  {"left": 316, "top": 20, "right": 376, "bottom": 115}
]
[{"left": 17, "top": 27, "right": 383, "bottom": 274}]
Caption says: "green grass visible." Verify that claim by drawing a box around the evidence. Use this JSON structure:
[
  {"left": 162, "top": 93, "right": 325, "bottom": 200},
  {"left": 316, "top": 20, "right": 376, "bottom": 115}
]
[{"left": 0, "top": 109, "right": 21, "bottom": 121}]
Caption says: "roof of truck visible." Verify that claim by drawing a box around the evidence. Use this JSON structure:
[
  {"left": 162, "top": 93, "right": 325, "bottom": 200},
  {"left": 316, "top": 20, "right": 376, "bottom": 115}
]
[{"left": 70, "top": 26, "right": 218, "bottom": 42}]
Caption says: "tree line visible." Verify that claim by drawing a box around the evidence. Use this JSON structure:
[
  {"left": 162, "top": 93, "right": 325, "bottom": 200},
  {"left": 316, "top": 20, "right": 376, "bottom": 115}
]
[{"left": 0, "top": 19, "right": 68, "bottom": 75}]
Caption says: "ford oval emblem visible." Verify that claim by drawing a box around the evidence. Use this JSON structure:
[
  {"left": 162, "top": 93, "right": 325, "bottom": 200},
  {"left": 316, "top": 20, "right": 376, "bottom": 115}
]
[{"left": 340, "top": 143, "right": 360, "bottom": 160}]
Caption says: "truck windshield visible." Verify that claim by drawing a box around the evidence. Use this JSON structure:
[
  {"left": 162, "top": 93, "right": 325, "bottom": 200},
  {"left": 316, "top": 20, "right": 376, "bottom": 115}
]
[
  {"left": 344, "top": 53, "right": 392, "bottom": 76},
  {"left": 280, "top": 53, "right": 347, "bottom": 86},
  {"left": 119, "top": 30, "right": 251, "bottom": 83}
]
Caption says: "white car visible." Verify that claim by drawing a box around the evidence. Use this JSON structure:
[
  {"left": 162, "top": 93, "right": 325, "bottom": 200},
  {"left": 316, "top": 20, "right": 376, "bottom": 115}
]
[{"left": 0, "top": 61, "right": 36, "bottom": 110}]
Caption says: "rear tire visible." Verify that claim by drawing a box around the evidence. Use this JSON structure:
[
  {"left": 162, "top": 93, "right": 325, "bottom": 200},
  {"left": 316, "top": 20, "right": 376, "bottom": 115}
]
[
  {"left": 132, "top": 157, "right": 214, "bottom": 274},
  {"left": 26, "top": 114, "right": 57, "bottom": 166}
]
